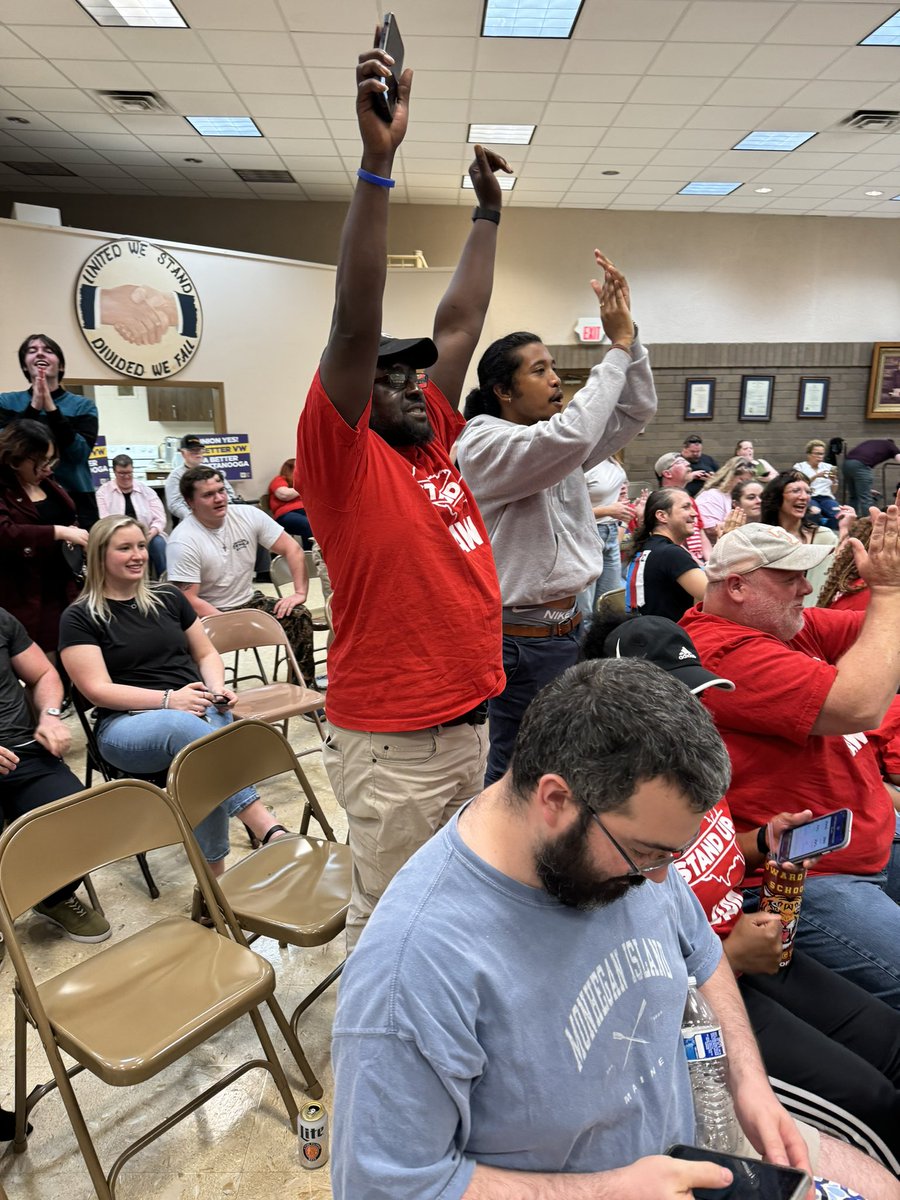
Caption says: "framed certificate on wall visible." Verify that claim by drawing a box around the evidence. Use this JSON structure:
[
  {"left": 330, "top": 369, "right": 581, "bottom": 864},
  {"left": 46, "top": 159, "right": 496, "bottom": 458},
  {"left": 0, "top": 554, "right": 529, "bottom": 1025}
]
[
  {"left": 739, "top": 375, "right": 774, "bottom": 421},
  {"left": 797, "top": 377, "right": 829, "bottom": 419},
  {"left": 684, "top": 378, "right": 715, "bottom": 420}
]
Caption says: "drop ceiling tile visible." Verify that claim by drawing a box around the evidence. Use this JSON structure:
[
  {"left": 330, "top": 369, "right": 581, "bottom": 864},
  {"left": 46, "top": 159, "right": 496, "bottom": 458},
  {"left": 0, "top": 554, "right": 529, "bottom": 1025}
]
[
  {"left": 562, "top": 40, "right": 661, "bottom": 75},
  {"left": 600, "top": 127, "right": 672, "bottom": 149},
  {"left": 267, "top": 151, "right": 336, "bottom": 170},
  {"left": 290, "top": 32, "right": 378, "bottom": 70},
  {"left": 733, "top": 44, "right": 844, "bottom": 79},
  {"left": 218, "top": 151, "right": 285, "bottom": 168},
  {"left": 199, "top": 30, "right": 300, "bottom": 66},
  {"left": 138, "top": 63, "right": 232, "bottom": 92},
  {"left": 475, "top": 37, "right": 569, "bottom": 73},
  {"left": 473, "top": 73, "right": 557, "bottom": 103},
  {"left": 109, "top": 29, "right": 213, "bottom": 63},
  {"left": 762, "top": 107, "right": 850, "bottom": 130},
  {"left": 404, "top": 99, "right": 470, "bottom": 123},
  {"left": 667, "top": 129, "right": 745, "bottom": 151},
  {"left": 44, "top": 111, "right": 133, "bottom": 134},
  {"left": 77, "top": 163, "right": 128, "bottom": 178},
  {"left": 251, "top": 116, "right": 325, "bottom": 139},
  {"left": 828, "top": 168, "right": 895, "bottom": 185},
  {"left": 0, "top": 109, "right": 59, "bottom": 130},
  {"left": 59, "top": 60, "right": 155, "bottom": 90},
  {"left": 819, "top": 47, "right": 900, "bottom": 83},
  {"left": 50, "top": 148, "right": 109, "bottom": 164},
  {"left": 124, "top": 165, "right": 183, "bottom": 179},
  {"left": 256, "top": 123, "right": 329, "bottom": 145},
  {"left": 75, "top": 131, "right": 149, "bottom": 151},
  {"left": 637, "top": 164, "right": 704, "bottom": 181},
  {"left": 714, "top": 150, "right": 787, "bottom": 169},
  {"left": 669, "top": 1, "right": 787, "bottom": 43},
  {"left": 0, "top": 59, "right": 70, "bottom": 87},
  {"left": 584, "top": 148, "right": 656, "bottom": 166},
  {"left": 839, "top": 154, "right": 900, "bottom": 172},
  {"left": 390, "top": 0, "right": 481, "bottom": 38},
  {"left": 870, "top": 82, "right": 900, "bottom": 110},
  {"left": 115, "top": 116, "right": 194, "bottom": 136},
  {"left": 467, "top": 101, "right": 546, "bottom": 125},
  {"left": 532, "top": 125, "right": 608, "bottom": 148},
  {"left": 164, "top": 91, "right": 249, "bottom": 115},
  {"left": 615, "top": 104, "right": 699, "bottom": 129},
  {"left": 139, "top": 133, "right": 211, "bottom": 152},
  {"left": 400, "top": 36, "right": 478, "bottom": 72},
  {"left": 104, "top": 149, "right": 167, "bottom": 165},
  {"left": 565, "top": 177, "right": 627, "bottom": 193},
  {"left": 780, "top": 151, "right": 854, "bottom": 170},
  {"left": 198, "top": 136, "right": 275, "bottom": 156},
  {"left": 752, "top": 167, "right": 823, "bottom": 183},
  {"left": 280, "top": 0, "right": 375, "bottom": 33},
  {"left": 541, "top": 102, "right": 623, "bottom": 128},
  {"left": 223, "top": 65, "right": 310, "bottom": 93},
  {"left": 628, "top": 74, "right": 724, "bottom": 104},
  {"left": 575, "top": 1, "right": 688, "bottom": 41},
  {"left": 685, "top": 105, "right": 773, "bottom": 130},
  {"left": 316, "top": 96, "right": 358, "bottom": 120},
  {"left": 652, "top": 149, "right": 720, "bottom": 167},
  {"left": 196, "top": 181, "right": 252, "bottom": 193},
  {"left": 765, "top": 3, "right": 893, "bottom": 45},
  {"left": 404, "top": 172, "right": 461, "bottom": 186},
  {"left": 0, "top": 88, "right": 29, "bottom": 108},
  {"left": 784, "top": 80, "right": 889, "bottom": 110},
  {"left": 44, "top": 177, "right": 99, "bottom": 191},
  {"left": 178, "top": 0, "right": 284, "bottom": 30},
  {"left": 521, "top": 161, "right": 581, "bottom": 179},
  {"left": 707, "top": 78, "right": 805, "bottom": 107},
  {"left": 172, "top": 166, "right": 235, "bottom": 179},
  {"left": 787, "top": 185, "right": 855, "bottom": 198},
  {"left": 303, "top": 68, "right": 353, "bottom": 97},
  {"left": 647, "top": 42, "right": 752, "bottom": 76},
  {"left": 410, "top": 71, "right": 472, "bottom": 101},
  {"left": 526, "top": 144, "right": 598, "bottom": 164},
  {"left": 550, "top": 75, "right": 637, "bottom": 104},
  {"left": 9, "top": 88, "right": 102, "bottom": 112},
  {"left": 0, "top": 27, "right": 41, "bottom": 56},
  {"left": 12, "top": 24, "right": 122, "bottom": 60}
]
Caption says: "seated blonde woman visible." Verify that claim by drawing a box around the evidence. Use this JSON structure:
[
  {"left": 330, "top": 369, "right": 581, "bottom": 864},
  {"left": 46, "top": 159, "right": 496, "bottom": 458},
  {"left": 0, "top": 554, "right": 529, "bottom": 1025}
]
[
  {"left": 59, "top": 515, "right": 289, "bottom": 874},
  {"left": 695, "top": 457, "right": 754, "bottom": 544}
]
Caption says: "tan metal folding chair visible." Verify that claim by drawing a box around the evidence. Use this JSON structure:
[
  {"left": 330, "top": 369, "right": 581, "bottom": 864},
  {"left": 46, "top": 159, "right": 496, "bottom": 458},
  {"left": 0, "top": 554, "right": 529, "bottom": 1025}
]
[
  {"left": 596, "top": 586, "right": 626, "bottom": 615},
  {"left": 167, "top": 719, "right": 350, "bottom": 1047},
  {"left": 201, "top": 609, "right": 326, "bottom": 747},
  {"left": 269, "top": 554, "right": 329, "bottom": 681},
  {"left": 0, "top": 779, "right": 302, "bottom": 1200}
]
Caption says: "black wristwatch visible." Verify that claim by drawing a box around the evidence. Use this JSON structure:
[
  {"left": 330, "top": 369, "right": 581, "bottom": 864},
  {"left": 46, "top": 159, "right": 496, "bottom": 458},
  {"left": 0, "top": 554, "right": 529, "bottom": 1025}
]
[
  {"left": 472, "top": 206, "right": 500, "bottom": 224},
  {"left": 756, "top": 825, "right": 769, "bottom": 856}
]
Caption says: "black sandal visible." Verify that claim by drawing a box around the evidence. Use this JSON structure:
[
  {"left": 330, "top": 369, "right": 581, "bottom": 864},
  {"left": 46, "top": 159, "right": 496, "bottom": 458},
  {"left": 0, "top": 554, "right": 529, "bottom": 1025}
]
[{"left": 261, "top": 824, "right": 292, "bottom": 846}]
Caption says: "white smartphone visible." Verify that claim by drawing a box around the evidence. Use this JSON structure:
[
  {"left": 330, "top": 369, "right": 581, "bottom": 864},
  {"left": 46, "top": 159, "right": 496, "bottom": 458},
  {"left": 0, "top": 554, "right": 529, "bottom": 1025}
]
[{"left": 777, "top": 809, "right": 852, "bottom": 863}]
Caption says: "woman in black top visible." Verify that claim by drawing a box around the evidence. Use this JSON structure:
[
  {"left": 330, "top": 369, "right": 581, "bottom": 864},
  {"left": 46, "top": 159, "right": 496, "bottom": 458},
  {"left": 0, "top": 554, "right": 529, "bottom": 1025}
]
[
  {"left": 59, "top": 515, "right": 288, "bottom": 870},
  {"left": 0, "top": 420, "right": 86, "bottom": 651}
]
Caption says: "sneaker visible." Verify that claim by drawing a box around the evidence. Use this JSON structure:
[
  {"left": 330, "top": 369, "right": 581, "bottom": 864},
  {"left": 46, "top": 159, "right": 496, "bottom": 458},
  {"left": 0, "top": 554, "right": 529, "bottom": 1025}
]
[
  {"left": 33, "top": 897, "right": 111, "bottom": 944},
  {"left": 302, "top": 707, "right": 326, "bottom": 723}
]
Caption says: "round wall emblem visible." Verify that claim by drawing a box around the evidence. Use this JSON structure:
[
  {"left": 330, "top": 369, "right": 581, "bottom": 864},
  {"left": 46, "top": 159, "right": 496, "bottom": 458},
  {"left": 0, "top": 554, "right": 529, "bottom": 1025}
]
[{"left": 74, "top": 238, "right": 202, "bottom": 379}]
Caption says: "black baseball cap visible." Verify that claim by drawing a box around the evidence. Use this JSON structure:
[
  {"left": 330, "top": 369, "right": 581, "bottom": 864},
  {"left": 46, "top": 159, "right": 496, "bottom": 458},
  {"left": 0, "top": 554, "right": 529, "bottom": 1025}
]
[
  {"left": 377, "top": 334, "right": 438, "bottom": 369},
  {"left": 602, "top": 616, "right": 734, "bottom": 696},
  {"left": 179, "top": 434, "right": 203, "bottom": 449}
]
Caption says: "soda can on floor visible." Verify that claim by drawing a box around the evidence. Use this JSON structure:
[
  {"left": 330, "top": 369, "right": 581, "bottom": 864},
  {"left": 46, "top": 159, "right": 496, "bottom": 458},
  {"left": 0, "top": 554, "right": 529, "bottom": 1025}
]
[{"left": 298, "top": 1101, "right": 329, "bottom": 1169}]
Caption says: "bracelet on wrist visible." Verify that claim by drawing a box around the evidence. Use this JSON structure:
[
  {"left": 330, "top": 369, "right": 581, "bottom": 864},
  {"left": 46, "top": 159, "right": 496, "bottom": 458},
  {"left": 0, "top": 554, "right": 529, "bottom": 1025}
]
[
  {"left": 357, "top": 167, "right": 395, "bottom": 189},
  {"left": 162, "top": 689, "right": 171, "bottom": 710},
  {"left": 608, "top": 341, "right": 632, "bottom": 356},
  {"left": 472, "top": 206, "right": 500, "bottom": 224}
]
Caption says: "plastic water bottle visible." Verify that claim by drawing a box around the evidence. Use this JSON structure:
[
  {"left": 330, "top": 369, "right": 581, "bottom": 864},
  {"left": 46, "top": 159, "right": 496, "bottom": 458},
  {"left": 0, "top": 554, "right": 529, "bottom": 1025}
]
[{"left": 681, "top": 976, "right": 740, "bottom": 1153}]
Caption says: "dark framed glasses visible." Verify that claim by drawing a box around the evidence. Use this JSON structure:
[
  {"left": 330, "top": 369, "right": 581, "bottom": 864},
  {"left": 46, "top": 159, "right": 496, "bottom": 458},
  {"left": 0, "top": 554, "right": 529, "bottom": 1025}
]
[
  {"left": 375, "top": 368, "right": 428, "bottom": 391},
  {"left": 587, "top": 806, "right": 697, "bottom": 879}
]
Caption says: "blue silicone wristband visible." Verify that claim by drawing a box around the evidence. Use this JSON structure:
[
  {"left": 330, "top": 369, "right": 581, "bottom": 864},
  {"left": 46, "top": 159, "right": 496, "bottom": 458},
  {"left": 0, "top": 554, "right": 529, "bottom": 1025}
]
[{"left": 357, "top": 167, "right": 395, "bottom": 189}]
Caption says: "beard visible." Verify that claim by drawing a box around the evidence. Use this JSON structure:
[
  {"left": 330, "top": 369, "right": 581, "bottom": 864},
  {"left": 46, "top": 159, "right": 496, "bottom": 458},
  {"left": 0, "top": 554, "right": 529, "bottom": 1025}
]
[
  {"left": 535, "top": 811, "right": 645, "bottom": 911},
  {"left": 370, "top": 411, "right": 435, "bottom": 448}
]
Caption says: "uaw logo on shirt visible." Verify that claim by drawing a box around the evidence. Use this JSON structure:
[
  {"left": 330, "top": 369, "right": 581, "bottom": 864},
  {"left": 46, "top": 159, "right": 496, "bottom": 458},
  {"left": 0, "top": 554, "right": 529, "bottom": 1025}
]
[{"left": 74, "top": 238, "right": 202, "bottom": 380}]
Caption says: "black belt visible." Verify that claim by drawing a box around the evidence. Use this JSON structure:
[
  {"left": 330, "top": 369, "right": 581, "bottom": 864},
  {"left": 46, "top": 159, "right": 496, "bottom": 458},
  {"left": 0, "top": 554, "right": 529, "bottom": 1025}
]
[{"left": 442, "top": 701, "right": 489, "bottom": 727}]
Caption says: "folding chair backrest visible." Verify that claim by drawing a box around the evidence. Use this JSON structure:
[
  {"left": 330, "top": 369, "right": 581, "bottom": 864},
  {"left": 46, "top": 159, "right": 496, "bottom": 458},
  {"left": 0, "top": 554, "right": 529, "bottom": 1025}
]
[
  {"left": 270, "top": 554, "right": 294, "bottom": 594},
  {"left": 202, "top": 608, "right": 290, "bottom": 655},
  {"left": 167, "top": 718, "right": 332, "bottom": 835},
  {"left": 70, "top": 687, "right": 111, "bottom": 782},
  {"left": 0, "top": 781, "right": 183, "bottom": 920}
]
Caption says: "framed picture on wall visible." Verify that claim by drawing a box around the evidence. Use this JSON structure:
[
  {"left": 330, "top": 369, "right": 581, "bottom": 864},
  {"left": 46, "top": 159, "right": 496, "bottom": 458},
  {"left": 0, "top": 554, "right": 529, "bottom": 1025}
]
[
  {"left": 797, "top": 377, "right": 829, "bottom": 418},
  {"left": 684, "top": 378, "right": 715, "bottom": 420},
  {"left": 866, "top": 343, "right": 900, "bottom": 419},
  {"left": 739, "top": 375, "right": 774, "bottom": 421}
]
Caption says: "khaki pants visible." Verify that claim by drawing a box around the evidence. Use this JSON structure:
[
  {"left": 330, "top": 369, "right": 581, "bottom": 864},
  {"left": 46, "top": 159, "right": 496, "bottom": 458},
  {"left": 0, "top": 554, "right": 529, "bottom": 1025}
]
[{"left": 323, "top": 722, "right": 488, "bottom": 949}]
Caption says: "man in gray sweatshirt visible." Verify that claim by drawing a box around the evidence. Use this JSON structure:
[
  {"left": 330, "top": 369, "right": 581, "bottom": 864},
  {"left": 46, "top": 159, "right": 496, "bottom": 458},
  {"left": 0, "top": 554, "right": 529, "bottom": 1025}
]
[{"left": 456, "top": 252, "right": 657, "bottom": 784}]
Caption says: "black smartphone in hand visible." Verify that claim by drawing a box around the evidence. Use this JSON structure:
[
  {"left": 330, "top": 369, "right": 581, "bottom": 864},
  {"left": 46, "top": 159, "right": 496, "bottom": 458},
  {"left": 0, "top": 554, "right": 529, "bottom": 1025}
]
[
  {"left": 667, "top": 1145, "right": 811, "bottom": 1200},
  {"left": 374, "top": 12, "right": 404, "bottom": 123}
]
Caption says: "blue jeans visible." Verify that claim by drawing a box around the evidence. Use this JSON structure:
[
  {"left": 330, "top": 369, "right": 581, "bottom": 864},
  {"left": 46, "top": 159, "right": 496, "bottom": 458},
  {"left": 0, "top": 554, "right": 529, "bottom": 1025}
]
[
  {"left": 841, "top": 458, "right": 874, "bottom": 516},
  {"left": 808, "top": 493, "right": 840, "bottom": 531},
  {"left": 97, "top": 707, "right": 258, "bottom": 863},
  {"left": 147, "top": 533, "right": 167, "bottom": 577},
  {"left": 276, "top": 509, "right": 313, "bottom": 550},
  {"left": 485, "top": 631, "right": 582, "bottom": 786},
  {"left": 576, "top": 522, "right": 623, "bottom": 629},
  {"left": 745, "top": 815, "right": 900, "bottom": 1009}
]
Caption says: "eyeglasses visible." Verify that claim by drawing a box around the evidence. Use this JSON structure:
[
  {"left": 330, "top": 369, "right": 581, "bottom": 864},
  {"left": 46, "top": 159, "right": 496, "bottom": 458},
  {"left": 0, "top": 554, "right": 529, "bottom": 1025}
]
[
  {"left": 33, "top": 457, "right": 59, "bottom": 472},
  {"left": 374, "top": 368, "right": 428, "bottom": 391},
  {"left": 587, "top": 806, "right": 696, "bottom": 879}
]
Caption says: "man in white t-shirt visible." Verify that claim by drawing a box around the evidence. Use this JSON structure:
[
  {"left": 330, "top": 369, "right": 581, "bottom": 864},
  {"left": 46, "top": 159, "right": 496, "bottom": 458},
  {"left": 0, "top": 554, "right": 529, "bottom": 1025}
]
[{"left": 166, "top": 466, "right": 315, "bottom": 683}]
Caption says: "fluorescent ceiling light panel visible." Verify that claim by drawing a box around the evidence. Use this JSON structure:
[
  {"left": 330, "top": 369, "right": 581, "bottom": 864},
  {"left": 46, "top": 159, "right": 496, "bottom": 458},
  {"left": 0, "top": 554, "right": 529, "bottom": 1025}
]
[
  {"left": 860, "top": 9, "right": 900, "bottom": 45},
  {"left": 462, "top": 174, "right": 516, "bottom": 190},
  {"left": 733, "top": 131, "right": 816, "bottom": 151},
  {"left": 468, "top": 123, "right": 535, "bottom": 145},
  {"left": 679, "top": 181, "right": 742, "bottom": 196},
  {"left": 482, "top": 0, "right": 584, "bottom": 38},
  {"left": 76, "top": 0, "right": 187, "bottom": 27},
  {"left": 186, "top": 116, "right": 262, "bottom": 137}
]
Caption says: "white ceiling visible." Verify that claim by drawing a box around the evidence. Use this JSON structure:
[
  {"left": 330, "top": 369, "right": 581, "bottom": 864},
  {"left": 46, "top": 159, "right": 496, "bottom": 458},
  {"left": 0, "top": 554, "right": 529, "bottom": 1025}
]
[{"left": 0, "top": 0, "right": 899, "bottom": 216}]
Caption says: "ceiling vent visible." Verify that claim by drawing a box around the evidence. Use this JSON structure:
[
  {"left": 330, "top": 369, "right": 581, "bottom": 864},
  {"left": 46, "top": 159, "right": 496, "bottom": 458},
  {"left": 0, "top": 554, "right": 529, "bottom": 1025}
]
[
  {"left": 93, "top": 90, "right": 173, "bottom": 115},
  {"left": 839, "top": 109, "right": 900, "bottom": 133}
]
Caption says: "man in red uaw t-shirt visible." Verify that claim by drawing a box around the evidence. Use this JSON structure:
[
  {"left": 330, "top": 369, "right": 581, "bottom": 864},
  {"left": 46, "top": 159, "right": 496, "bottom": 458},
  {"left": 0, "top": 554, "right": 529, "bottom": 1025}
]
[
  {"left": 682, "top": 516, "right": 900, "bottom": 1010},
  {"left": 295, "top": 44, "right": 508, "bottom": 948}
]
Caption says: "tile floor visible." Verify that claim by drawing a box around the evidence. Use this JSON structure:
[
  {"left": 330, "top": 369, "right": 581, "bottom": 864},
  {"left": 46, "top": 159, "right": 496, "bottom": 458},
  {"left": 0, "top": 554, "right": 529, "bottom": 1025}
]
[{"left": 0, "top": 582, "right": 343, "bottom": 1198}]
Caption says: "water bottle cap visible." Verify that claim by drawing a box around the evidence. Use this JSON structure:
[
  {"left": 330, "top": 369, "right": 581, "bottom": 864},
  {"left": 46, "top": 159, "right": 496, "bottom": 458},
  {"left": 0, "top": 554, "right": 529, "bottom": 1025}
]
[{"left": 687, "top": 975, "right": 697, "bottom": 986}]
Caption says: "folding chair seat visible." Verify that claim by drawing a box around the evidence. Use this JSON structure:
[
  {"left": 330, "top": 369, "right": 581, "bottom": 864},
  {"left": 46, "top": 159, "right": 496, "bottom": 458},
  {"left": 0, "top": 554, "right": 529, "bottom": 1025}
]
[
  {"left": 597, "top": 586, "right": 626, "bottom": 614},
  {"left": 270, "top": 553, "right": 329, "bottom": 682},
  {"left": 0, "top": 779, "right": 302, "bottom": 1200},
  {"left": 167, "top": 719, "right": 350, "bottom": 1046},
  {"left": 201, "top": 610, "right": 326, "bottom": 748}
]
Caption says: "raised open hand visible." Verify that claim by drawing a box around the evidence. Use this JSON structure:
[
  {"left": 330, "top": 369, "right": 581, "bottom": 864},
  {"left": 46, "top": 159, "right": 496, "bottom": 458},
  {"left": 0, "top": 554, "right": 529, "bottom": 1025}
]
[
  {"left": 467, "top": 144, "right": 513, "bottom": 210},
  {"left": 589, "top": 250, "right": 635, "bottom": 345}
]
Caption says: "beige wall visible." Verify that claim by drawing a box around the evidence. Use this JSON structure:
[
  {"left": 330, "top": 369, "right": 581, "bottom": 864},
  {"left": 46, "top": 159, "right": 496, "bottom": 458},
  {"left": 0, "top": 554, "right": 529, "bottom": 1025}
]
[{"left": 2, "top": 197, "right": 899, "bottom": 492}]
